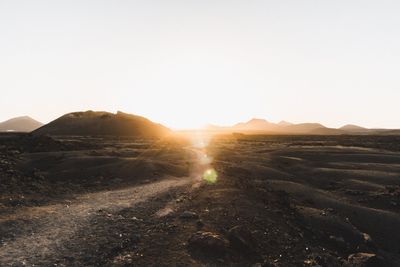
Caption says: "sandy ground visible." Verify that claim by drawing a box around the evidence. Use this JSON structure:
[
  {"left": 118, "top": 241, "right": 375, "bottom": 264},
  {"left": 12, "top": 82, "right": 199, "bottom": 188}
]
[
  {"left": 0, "top": 178, "right": 189, "bottom": 266},
  {"left": 0, "top": 134, "right": 399, "bottom": 266}
]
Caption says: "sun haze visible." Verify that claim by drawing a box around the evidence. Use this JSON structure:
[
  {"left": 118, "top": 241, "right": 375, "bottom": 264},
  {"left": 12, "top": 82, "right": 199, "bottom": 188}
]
[{"left": 1, "top": 1, "right": 400, "bottom": 129}]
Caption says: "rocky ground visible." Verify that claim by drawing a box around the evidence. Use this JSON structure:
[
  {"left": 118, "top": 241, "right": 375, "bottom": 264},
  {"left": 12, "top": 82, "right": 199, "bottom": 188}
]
[{"left": 0, "top": 133, "right": 399, "bottom": 266}]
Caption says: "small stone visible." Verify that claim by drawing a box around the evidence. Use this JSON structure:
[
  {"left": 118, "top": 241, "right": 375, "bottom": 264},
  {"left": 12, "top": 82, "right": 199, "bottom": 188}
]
[
  {"left": 188, "top": 231, "right": 229, "bottom": 257},
  {"left": 180, "top": 211, "right": 199, "bottom": 219},
  {"left": 347, "top": 252, "right": 386, "bottom": 267},
  {"left": 196, "top": 220, "right": 204, "bottom": 229},
  {"left": 362, "top": 233, "right": 372, "bottom": 243}
]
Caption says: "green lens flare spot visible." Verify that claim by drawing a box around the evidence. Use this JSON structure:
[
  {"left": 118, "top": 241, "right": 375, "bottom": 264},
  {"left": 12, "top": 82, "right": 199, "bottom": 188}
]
[{"left": 203, "top": 168, "right": 218, "bottom": 184}]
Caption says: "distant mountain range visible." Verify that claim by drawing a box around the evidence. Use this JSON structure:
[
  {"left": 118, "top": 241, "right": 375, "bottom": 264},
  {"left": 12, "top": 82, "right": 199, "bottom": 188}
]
[
  {"left": 206, "top": 118, "right": 400, "bottom": 135},
  {"left": 0, "top": 116, "right": 43, "bottom": 132},
  {"left": 33, "top": 111, "right": 171, "bottom": 137},
  {"left": 1, "top": 113, "right": 399, "bottom": 136}
]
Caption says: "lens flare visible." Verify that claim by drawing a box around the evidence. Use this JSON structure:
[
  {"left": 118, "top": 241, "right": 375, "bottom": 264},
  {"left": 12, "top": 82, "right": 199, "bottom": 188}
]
[
  {"left": 199, "top": 153, "right": 213, "bottom": 165},
  {"left": 191, "top": 132, "right": 210, "bottom": 149},
  {"left": 203, "top": 168, "right": 218, "bottom": 184}
]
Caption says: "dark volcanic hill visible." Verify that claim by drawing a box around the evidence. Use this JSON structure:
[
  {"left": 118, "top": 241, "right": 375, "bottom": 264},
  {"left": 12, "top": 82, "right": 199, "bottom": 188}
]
[
  {"left": 33, "top": 111, "right": 171, "bottom": 137},
  {"left": 0, "top": 116, "right": 43, "bottom": 132}
]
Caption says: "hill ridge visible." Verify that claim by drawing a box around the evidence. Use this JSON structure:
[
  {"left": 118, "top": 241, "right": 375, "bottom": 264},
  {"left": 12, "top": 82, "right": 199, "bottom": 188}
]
[
  {"left": 0, "top": 116, "right": 43, "bottom": 132},
  {"left": 33, "top": 110, "right": 170, "bottom": 137}
]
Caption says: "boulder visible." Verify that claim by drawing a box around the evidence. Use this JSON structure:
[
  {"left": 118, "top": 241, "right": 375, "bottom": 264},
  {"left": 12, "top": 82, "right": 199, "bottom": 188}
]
[
  {"left": 180, "top": 211, "right": 199, "bottom": 220},
  {"left": 347, "top": 253, "right": 386, "bottom": 267},
  {"left": 188, "top": 231, "right": 229, "bottom": 257}
]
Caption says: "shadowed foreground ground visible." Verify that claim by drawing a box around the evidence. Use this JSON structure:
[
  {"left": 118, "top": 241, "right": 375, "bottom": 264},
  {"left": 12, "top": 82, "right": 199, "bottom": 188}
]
[{"left": 0, "top": 134, "right": 399, "bottom": 266}]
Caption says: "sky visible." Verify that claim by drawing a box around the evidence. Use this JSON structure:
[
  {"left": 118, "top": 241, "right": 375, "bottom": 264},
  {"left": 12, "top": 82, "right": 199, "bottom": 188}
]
[{"left": 1, "top": 0, "right": 399, "bottom": 129}]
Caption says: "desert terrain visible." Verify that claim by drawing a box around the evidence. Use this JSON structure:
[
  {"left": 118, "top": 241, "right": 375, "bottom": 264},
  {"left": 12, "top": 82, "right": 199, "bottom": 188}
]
[{"left": 1, "top": 133, "right": 400, "bottom": 266}]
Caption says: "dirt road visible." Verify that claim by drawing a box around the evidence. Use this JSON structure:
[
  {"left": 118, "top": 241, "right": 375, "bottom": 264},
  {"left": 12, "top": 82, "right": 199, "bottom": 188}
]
[{"left": 0, "top": 177, "right": 191, "bottom": 266}]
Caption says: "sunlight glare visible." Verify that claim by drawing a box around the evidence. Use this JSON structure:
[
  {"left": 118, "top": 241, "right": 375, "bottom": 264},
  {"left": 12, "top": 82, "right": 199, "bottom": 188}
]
[
  {"left": 191, "top": 131, "right": 211, "bottom": 149},
  {"left": 203, "top": 168, "right": 218, "bottom": 184}
]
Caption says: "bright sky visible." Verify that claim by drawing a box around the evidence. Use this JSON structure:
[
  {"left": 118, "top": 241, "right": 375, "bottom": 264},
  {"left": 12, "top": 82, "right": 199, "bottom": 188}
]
[{"left": 1, "top": 1, "right": 399, "bottom": 129}]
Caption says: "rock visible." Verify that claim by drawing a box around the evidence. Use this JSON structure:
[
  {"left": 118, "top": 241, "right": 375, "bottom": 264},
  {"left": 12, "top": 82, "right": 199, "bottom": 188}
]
[
  {"left": 180, "top": 211, "right": 199, "bottom": 220},
  {"left": 131, "top": 216, "right": 142, "bottom": 222},
  {"left": 188, "top": 231, "right": 229, "bottom": 257},
  {"left": 347, "top": 253, "right": 386, "bottom": 267},
  {"left": 196, "top": 220, "right": 204, "bottom": 229},
  {"left": 327, "top": 208, "right": 335, "bottom": 213},
  {"left": 312, "top": 253, "right": 342, "bottom": 267},
  {"left": 228, "top": 225, "right": 258, "bottom": 256},
  {"left": 362, "top": 233, "right": 372, "bottom": 244}
]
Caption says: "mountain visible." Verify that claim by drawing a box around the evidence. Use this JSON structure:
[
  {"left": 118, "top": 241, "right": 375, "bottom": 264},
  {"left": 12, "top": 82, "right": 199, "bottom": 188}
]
[
  {"left": 339, "top": 124, "right": 368, "bottom": 132},
  {"left": 0, "top": 116, "right": 43, "bottom": 132},
  {"left": 308, "top": 127, "right": 346, "bottom": 135},
  {"left": 33, "top": 111, "right": 171, "bottom": 137},
  {"left": 229, "top": 119, "right": 335, "bottom": 135},
  {"left": 206, "top": 119, "right": 400, "bottom": 135},
  {"left": 338, "top": 124, "right": 400, "bottom": 135},
  {"left": 281, "top": 123, "right": 326, "bottom": 134},
  {"left": 278, "top": 120, "right": 293, "bottom": 126},
  {"left": 233, "top": 118, "right": 278, "bottom": 131}
]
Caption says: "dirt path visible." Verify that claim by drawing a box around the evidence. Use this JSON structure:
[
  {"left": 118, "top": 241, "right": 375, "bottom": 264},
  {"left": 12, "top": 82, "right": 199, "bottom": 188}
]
[{"left": 0, "top": 177, "right": 191, "bottom": 266}]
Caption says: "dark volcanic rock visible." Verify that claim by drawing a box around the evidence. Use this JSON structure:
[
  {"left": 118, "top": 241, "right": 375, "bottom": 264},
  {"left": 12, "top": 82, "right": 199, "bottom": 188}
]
[
  {"left": 188, "top": 231, "right": 229, "bottom": 257},
  {"left": 347, "top": 253, "right": 386, "bottom": 267},
  {"left": 180, "top": 211, "right": 199, "bottom": 220}
]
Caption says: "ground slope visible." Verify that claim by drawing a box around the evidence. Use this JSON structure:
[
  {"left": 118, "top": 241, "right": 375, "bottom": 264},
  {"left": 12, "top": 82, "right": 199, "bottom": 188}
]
[{"left": 1, "top": 134, "right": 399, "bottom": 266}]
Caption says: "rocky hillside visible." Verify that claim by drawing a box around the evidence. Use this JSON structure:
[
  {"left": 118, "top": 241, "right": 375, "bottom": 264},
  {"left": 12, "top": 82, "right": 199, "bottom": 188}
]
[{"left": 33, "top": 111, "right": 171, "bottom": 137}]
